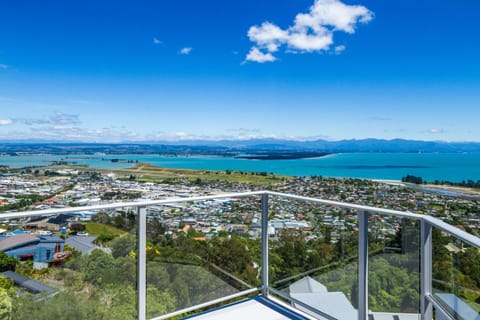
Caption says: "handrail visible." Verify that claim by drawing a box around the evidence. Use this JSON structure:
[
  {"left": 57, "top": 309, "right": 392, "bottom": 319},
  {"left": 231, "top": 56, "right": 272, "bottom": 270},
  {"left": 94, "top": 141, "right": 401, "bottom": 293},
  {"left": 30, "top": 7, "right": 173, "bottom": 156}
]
[
  {"left": 265, "top": 191, "right": 480, "bottom": 248},
  {"left": 2, "top": 190, "right": 478, "bottom": 248},
  {"left": 423, "top": 215, "right": 480, "bottom": 248},
  {"left": 2, "top": 190, "right": 480, "bottom": 320},
  {"left": 0, "top": 191, "right": 265, "bottom": 219},
  {"left": 266, "top": 191, "right": 423, "bottom": 219}
]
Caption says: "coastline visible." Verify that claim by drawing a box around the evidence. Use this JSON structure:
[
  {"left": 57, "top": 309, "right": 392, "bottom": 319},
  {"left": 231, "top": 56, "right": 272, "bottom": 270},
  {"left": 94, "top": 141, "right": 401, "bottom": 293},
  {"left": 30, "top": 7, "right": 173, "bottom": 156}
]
[
  {"left": 1, "top": 153, "right": 479, "bottom": 186},
  {"left": 373, "top": 179, "right": 480, "bottom": 198}
]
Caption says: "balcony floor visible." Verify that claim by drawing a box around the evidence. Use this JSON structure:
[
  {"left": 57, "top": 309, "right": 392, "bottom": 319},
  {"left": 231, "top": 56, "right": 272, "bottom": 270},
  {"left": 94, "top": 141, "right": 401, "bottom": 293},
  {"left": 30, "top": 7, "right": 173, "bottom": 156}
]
[{"left": 183, "top": 295, "right": 314, "bottom": 320}]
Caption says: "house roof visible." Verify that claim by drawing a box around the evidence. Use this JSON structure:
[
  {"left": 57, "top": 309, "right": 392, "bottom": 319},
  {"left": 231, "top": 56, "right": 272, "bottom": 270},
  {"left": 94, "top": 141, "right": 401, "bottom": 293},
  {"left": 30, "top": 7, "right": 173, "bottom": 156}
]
[
  {"left": 1, "top": 270, "right": 55, "bottom": 294},
  {"left": 38, "top": 235, "right": 64, "bottom": 243},
  {"left": 65, "top": 235, "right": 97, "bottom": 254},
  {"left": 289, "top": 276, "right": 328, "bottom": 294},
  {"left": 0, "top": 234, "right": 39, "bottom": 251}
]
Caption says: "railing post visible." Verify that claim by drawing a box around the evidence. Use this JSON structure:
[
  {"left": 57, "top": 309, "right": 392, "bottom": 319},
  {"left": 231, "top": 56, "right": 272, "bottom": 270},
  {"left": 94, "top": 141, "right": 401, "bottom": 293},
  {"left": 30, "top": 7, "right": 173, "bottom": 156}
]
[
  {"left": 138, "top": 206, "right": 147, "bottom": 320},
  {"left": 358, "top": 210, "right": 369, "bottom": 320},
  {"left": 261, "top": 193, "right": 269, "bottom": 297},
  {"left": 421, "top": 219, "right": 433, "bottom": 320}
]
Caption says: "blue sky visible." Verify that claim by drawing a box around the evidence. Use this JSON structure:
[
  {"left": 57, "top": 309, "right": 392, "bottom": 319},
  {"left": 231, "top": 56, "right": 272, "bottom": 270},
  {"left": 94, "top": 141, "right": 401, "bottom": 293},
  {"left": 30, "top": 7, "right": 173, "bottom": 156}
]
[{"left": 1, "top": 0, "right": 479, "bottom": 142}]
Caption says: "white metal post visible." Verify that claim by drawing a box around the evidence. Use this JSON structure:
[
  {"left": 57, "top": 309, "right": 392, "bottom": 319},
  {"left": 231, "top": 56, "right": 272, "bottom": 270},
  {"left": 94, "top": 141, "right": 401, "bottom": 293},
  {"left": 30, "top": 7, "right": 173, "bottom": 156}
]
[
  {"left": 138, "top": 206, "right": 147, "bottom": 320},
  {"left": 421, "top": 219, "right": 433, "bottom": 320},
  {"left": 358, "top": 210, "right": 369, "bottom": 320},
  {"left": 261, "top": 193, "right": 269, "bottom": 297}
]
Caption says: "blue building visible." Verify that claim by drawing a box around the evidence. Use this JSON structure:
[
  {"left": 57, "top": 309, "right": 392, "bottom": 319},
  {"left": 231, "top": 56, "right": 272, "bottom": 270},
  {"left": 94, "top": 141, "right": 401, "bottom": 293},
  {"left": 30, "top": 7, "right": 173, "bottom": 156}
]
[{"left": 0, "top": 233, "right": 65, "bottom": 269}]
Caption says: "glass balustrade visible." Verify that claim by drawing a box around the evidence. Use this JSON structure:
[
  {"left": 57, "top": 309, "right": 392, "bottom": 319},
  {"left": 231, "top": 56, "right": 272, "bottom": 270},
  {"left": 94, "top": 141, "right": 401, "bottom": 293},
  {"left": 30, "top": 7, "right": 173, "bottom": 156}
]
[{"left": 0, "top": 192, "right": 479, "bottom": 320}]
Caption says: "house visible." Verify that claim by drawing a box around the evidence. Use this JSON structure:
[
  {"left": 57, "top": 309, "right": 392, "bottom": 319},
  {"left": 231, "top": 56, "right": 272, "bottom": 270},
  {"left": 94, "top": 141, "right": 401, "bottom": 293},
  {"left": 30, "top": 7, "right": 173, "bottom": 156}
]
[{"left": 0, "top": 233, "right": 66, "bottom": 269}]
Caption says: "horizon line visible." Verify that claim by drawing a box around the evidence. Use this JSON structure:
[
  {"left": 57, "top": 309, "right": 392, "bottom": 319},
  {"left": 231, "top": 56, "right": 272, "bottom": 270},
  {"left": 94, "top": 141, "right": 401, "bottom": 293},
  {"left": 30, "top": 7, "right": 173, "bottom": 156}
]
[{"left": 1, "top": 137, "right": 480, "bottom": 144}]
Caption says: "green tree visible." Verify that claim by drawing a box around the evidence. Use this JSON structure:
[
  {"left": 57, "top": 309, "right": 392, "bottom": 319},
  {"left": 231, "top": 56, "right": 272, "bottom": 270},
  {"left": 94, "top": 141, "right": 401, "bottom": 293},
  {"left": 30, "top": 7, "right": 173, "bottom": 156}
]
[
  {"left": 84, "top": 249, "right": 116, "bottom": 286},
  {"left": 92, "top": 211, "right": 111, "bottom": 224},
  {"left": 0, "top": 274, "right": 14, "bottom": 290},
  {"left": 0, "top": 288, "right": 12, "bottom": 319},
  {"left": 0, "top": 251, "right": 18, "bottom": 272},
  {"left": 111, "top": 235, "right": 137, "bottom": 258},
  {"left": 146, "top": 286, "right": 176, "bottom": 318}
]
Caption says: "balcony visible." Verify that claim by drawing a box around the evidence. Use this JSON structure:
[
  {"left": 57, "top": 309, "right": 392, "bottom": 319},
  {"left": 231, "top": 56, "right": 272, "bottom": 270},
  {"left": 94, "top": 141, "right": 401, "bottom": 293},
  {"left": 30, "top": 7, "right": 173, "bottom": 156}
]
[{"left": 1, "top": 191, "right": 479, "bottom": 320}]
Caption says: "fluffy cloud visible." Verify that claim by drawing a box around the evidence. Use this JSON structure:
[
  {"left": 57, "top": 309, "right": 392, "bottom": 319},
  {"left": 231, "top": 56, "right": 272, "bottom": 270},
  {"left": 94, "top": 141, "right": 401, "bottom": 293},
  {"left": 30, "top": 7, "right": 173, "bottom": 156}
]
[
  {"left": 248, "top": 22, "right": 289, "bottom": 53},
  {"left": 245, "top": 47, "right": 276, "bottom": 63},
  {"left": 153, "top": 37, "right": 162, "bottom": 45},
  {"left": 334, "top": 44, "right": 346, "bottom": 54},
  {"left": 428, "top": 128, "right": 445, "bottom": 134},
  {"left": 245, "top": 0, "right": 373, "bottom": 63},
  {"left": 180, "top": 47, "right": 192, "bottom": 55},
  {"left": 0, "top": 119, "right": 12, "bottom": 126}
]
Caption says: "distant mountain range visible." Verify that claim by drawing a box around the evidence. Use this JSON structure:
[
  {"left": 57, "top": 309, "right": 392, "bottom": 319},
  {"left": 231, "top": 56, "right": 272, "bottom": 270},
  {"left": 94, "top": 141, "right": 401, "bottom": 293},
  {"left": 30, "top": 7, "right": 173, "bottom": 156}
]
[
  {"left": 1, "top": 138, "right": 480, "bottom": 155},
  {"left": 153, "top": 138, "right": 480, "bottom": 153}
]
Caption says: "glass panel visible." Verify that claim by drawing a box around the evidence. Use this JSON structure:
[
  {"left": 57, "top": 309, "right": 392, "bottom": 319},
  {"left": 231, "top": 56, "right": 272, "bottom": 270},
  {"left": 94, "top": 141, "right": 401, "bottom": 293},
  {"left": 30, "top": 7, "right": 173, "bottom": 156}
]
[
  {"left": 145, "top": 196, "right": 261, "bottom": 319},
  {"left": 368, "top": 214, "right": 421, "bottom": 319},
  {"left": 269, "top": 196, "right": 358, "bottom": 320},
  {"left": 1, "top": 207, "right": 138, "bottom": 319},
  {"left": 432, "top": 229, "right": 480, "bottom": 319}
]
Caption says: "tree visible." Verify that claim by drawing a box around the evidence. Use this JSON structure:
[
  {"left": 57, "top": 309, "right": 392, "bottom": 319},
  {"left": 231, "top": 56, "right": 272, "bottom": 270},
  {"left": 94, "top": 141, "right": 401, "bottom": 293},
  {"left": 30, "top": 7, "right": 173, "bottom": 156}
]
[
  {"left": 0, "top": 288, "right": 12, "bottom": 319},
  {"left": 0, "top": 251, "right": 18, "bottom": 272},
  {"left": 84, "top": 249, "right": 116, "bottom": 286},
  {"left": 146, "top": 286, "right": 176, "bottom": 318},
  {"left": 92, "top": 211, "right": 111, "bottom": 224},
  {"left": 0, "top": 275, "right": 14, "bottom": 290},
  {"left": 457, "top": 247, "right": 480, "bottom": 288},
  {"left": 111, "top": 235, "right": 137, "bottom": 258}
]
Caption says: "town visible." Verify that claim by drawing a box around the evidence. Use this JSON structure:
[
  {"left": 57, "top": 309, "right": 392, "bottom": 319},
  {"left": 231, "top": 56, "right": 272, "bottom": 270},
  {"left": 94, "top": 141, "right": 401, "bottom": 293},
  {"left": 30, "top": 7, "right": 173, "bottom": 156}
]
[
  {"left": 1, "top": 166, "right": 480, "bottom": 319},
  {"left": 1, "top": 167, "right": 479, "bottom": 264}
]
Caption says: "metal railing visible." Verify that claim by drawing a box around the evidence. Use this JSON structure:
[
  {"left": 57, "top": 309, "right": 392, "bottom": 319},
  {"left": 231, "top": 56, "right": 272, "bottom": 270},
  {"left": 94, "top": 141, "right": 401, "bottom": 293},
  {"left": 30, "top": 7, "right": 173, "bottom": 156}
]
[{"left": 2, "top": 190, "right": 479, "bottom": 320}]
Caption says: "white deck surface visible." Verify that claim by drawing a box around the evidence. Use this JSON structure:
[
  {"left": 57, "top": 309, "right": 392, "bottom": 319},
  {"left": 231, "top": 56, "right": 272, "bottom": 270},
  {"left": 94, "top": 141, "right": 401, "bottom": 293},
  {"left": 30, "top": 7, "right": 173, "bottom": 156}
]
[{"left": 188, "top": 299, "right": 291, "bottom": 320}]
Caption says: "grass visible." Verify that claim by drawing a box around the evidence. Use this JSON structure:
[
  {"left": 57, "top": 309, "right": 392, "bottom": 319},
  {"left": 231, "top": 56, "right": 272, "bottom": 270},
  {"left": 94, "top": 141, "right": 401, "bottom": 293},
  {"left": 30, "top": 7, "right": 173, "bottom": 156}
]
[
  {"left": 84, "top": 222, "right": 127, "bottom": 237},
  {"left": 87, "top": 163, "right": 290, "bottom": 186}
]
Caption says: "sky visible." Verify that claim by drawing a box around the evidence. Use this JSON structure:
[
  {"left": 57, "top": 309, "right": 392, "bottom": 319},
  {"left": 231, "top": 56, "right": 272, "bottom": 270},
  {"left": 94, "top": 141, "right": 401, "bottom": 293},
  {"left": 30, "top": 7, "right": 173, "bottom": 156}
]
[{"left": 0, "top": 0, "right": 479, "bottom": 143}]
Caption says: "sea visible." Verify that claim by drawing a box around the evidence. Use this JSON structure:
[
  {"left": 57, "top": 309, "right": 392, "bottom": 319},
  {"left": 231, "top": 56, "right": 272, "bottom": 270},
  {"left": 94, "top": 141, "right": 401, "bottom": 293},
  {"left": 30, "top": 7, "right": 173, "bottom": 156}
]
[{"left": 1, "top": 153, "right": 480, "bottom": 183}]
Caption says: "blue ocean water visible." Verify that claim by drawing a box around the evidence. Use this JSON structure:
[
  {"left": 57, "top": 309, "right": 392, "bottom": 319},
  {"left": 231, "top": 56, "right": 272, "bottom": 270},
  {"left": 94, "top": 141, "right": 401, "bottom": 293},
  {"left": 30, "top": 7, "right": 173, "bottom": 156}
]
[{"left": 1, "top": 153, "right": 479, "bottom": 182}]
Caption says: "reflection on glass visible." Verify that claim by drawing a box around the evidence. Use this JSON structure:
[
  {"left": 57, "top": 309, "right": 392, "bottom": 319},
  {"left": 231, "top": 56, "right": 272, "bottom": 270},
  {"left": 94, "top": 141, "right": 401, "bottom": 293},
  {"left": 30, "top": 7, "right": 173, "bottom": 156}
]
[
  {"left": 368, "top": 215, "right": 420, "bottom": 318},
  {"left": 1, "top": 208, "right": 138, "bottom": 319},
  {"left": 432, "top": 230, "right": 480, "bottom": 319},
  {"left": 269, "top": 197, "right": 358, "bottom": 319},
  {"left": 145, "top": 197, "right": 261, "bottom": 319}
]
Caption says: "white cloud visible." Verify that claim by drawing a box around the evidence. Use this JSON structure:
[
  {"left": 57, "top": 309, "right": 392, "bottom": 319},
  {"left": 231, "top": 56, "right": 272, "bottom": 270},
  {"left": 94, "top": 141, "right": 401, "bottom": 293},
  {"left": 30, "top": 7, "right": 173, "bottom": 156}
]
[
  {"left": 50, "top": 112, "right": 81, "bottom": 126},
  {"left": 180, "top": 47, "right": 192, "bottom": 55},
  {"left": 428, "top": 128, "right": 445, "bottom": 134},
  {"left": 295, "top": 0, "right": 373, "bottom": 34},
  {"left": 151, "top": 131, "right": 325, "bottom": 142},
  {"left": 247, "top": 22, "right": 289, "bottom": 53},
  {"left": 13, "top": 112, "right": 81, "bottom": 126},
  {"left": 334, "top": 44, "right": 346, "bottom": 54},
  {"left": 0, "top": 64, "right": 8, "bottom": 69},
  {"left": 245, "top": 0, "right": 373, "bottom": 63},
  {"left": 288, "top": 31, "right": 333, "bottom": 52},
  {"left": 226, "top": 128, "right": 261, "bottom": 134},
  {"left": 153, "top": 37, "right": 162, "bottom": 45},
  {"left": 245, "top": 47, "right": 276, "bottom": 63},
  {"left": 0, "top": 119, "right": 12, "bottom": 126}
]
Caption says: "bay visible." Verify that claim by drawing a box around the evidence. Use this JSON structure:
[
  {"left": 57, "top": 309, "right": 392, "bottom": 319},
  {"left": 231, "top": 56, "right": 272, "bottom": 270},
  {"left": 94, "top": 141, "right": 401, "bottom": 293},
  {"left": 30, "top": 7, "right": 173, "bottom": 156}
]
[{"left": 1, "top": 153, "right": 480, "bottom": 182}]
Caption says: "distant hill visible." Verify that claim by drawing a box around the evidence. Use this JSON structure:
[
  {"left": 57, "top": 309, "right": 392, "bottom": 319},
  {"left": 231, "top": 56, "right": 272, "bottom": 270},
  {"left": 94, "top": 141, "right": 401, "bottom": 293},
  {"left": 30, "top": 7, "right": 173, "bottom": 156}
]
[
  {"left": 145, "top": 138, "right": 480, "bottom": 153},
  {"left": 1, "top": 138, "right": 480, "bottom": 155}
]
